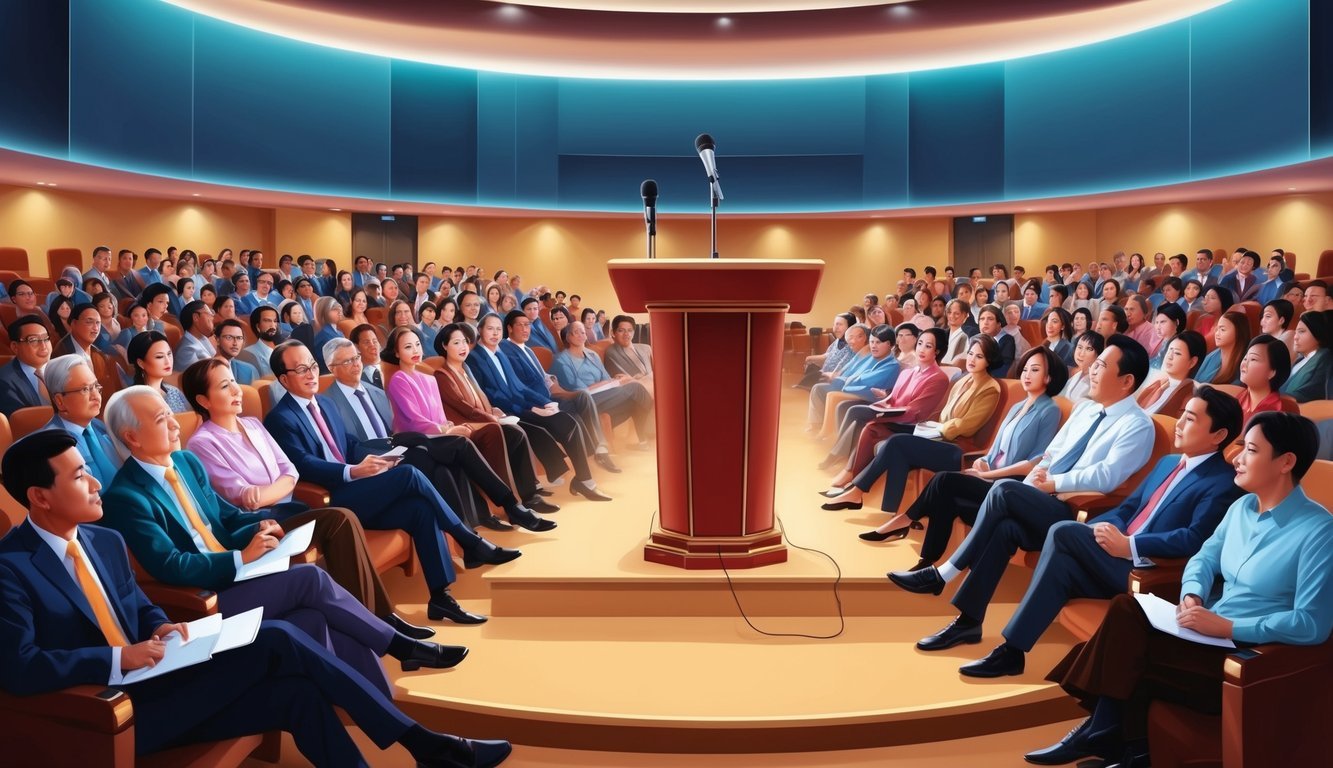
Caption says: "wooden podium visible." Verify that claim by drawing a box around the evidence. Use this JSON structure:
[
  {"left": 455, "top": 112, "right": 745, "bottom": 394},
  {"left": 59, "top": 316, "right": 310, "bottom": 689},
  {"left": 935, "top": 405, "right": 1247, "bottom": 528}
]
[{"left": 607, "top": 259, "right": 824, "bottom": 569}]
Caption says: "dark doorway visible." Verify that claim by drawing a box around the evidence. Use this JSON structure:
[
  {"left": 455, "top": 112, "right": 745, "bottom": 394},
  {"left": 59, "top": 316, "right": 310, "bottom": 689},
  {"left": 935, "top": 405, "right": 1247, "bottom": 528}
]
[
  {"left": 952, "top": 214, "right": 1013, "bottom": 281},
  {"left": 352, "top": 213, "right": 419, "bottom": 268}
]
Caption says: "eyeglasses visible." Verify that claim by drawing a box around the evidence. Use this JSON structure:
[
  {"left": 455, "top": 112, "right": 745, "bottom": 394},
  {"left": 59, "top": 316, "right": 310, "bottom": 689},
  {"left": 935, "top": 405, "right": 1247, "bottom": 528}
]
[
  {"left": 219, "top": 334, "right": 245, "bottom": 343},
  {"left": 286, "top": 363, "right": 320, "bottom": 377},
  {"left": 18, "top": 335, "right": 51, "bottom": 346},
  {"left": 13, "top": 290, "right": 35, "bottom": 298},
  {"left": 329, "top": 357, "right": 362, "bottom": 369},
  {"left": 59, "top": 383, "right": 103, "bottom": 397}
]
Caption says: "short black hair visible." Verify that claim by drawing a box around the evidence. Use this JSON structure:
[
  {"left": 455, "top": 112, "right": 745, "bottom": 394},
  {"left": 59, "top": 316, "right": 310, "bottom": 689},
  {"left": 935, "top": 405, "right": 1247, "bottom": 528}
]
[
  {"left": 1155, "top": 302, "right": 1188, "bottom": 334},
  {"left": 1170, "top": 254, "right": 1189, "bottom": 270},
  {"left": 1297, "top": 310, "right": 1332, "bottom": 349},
  {"left": 6, "top": 314, "right": 46, "bottom": 342},
  {"left": 1017, "top": 345, "right": 1069, "bottom": 397},
  {"left": 381, "top": 325, "right": 423, "bottom": 365},
  {"left": 179, "top": 300, "right": 208, "bottom": 331},
  {"left": 180, "top": 358, "right": 231, "bottom": 419},
  {"left": 126, "top": 330, "right": 170, "bottom": 385},
  {"left": 249, "top": 304, "right": 279, "bottom": 334},
  {"left": 1263, "top": 299, "right": 1295, "bottom": 330},
  {"left": 2, "top": 429, "right": 79, "bottom": 509},
  {"left": 269, "top": 340, "right": 308, "bottom": 378},
  {"left": 611, "top": 315, "right": 635, "bottom": 332},
  {"left": 70, "top": 302, "right": 98, "bottom": 324},
  {"left": 435, "top": 322, "right": 476, "bottom": 357},
  {"left": 349, "top": 323, "right": 378, "bottom": 346},
  {"left": 922, "top": 326, "right": 949, "bottom": 352},
  {"left": 1049, "top": 284, "right": 1069, "bottom": 301},
  {"left": 1076, "top": 329, "right": 1106, "bottom": 356},
  {"left": 1104, "top": 333, "right": 1150, "bottom": 390},
  {"left": 1244, "top": 411, "right": 1319, "bottom": 482},
  {"left": 1246, "top": 334, "right": 1292, "bottom": 391},
  {"left": 214, "top": 318, "right": 245, "bottom": 338},
  {"left": 1239, "top": 251, "right": 1261, "bottom": 270},
  {"left": 503, "top": 309, "right": 526, "bottom": 334},
  {"left": 1171, "top": 330, "right": 1208, "bottom": 378},
  {"left": 1190, "top": 384, "right": 1244, "bottom": 448},
  {"left": 1101, "top": 304, "right": 1129, "bottom": 333}
]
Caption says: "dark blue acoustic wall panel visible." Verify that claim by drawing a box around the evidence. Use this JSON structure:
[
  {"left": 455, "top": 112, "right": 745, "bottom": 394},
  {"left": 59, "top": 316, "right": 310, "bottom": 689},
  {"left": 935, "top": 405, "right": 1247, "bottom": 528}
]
[
  {"left": 515, "top": 79, "right": 560, "bottom": 206},
  {"left": 1004, "top": 23, "right": 1190, "bottom": 198},
  {"left": 862, "top": 76, "right": 909, "bottom": 207},
  {"left": 1311, "top": 0, "right": 1333, "bottom": 157},
  {"left": 555, "top": 79, "right": 866, "bottom": 156},
  {"left": 907, "top": 65, "right": 1005, "bottom": 205},
  {"left": 0, "top": 0, "right": 68, "bottom": 156},
  {"left": 476, "top": 73, "right": 520, "bottom": 204},
  {"left": 1190, "top": 0, "right": 1309, "bottom": 176},
  {"left": 192, "top": 15, "right": 391, "bottom": 195},
  {"left": 69, "top": 0, "right": 193, "bottom": 173},
  {"left": 390, "top": 62, "right": 477, "bottom": 200}
]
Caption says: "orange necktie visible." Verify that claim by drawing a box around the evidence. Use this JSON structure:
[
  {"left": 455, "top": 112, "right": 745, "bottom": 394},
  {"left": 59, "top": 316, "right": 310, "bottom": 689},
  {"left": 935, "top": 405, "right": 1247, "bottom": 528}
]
[
  {"left": 67, "top": 540, "right": 129, "bottom": 647},
  {"left": 164, "top": 467, "right": 227, "bottom": 553}
]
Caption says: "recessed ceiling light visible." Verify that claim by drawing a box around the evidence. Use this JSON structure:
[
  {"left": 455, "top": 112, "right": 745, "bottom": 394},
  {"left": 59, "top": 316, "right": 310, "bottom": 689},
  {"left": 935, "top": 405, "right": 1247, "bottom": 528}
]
[
  {"left": 717, "top": 17, "right": 732, "bottom": 28},
  {"left": 191, "top": 193, "right": 201, "bottom": 197},
  {"left": 35, "top": 181, "right": 46, "bottom": 186},
  {"left": 1287, "top": 187, "right": 1297, "bottom": 191},
  {"left": 497, "top": 4, "right": 522, "bottom": 20},
  {"left": 45, "top": 183, "right": 57, "bottom": 187},
  {"left": 329, "top": 208, "right": 342, "bottom": 212},
  {"left": 889, "top": 5, "right": 913, "bottom": 17}
]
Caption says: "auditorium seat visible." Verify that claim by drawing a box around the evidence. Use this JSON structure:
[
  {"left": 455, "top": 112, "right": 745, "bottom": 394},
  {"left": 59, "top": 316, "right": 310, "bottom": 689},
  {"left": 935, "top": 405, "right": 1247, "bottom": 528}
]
[
  {"left": 1057, "top": 414, "right": 1175, "bottom": 518},
  {"left": 1146, "top": 459, "right": 1333, "bottom": 768},
  {"left": 1186, "top": 310, "right": 1204, "bottom": 331},
  {"left": 422, "top": 355, "right": 445, "bottom": 369},
  {"left": 1298, "top": 399, "right": 1333, "bottom": 423},
  {"left": 0, "top": 248, "right": 28, "bottom": 274},
  {"left": 1154, "top": 379, "right": 1194, "bottom": 419},
  {"left": 9, "top": 405, "right": 53, "bottom": 441},
  {"left": 238, "top": 383, "right": 263, "bottom": 419},
  {"left": 45, "top": 248, "right": 82, "bottom": 279},
  {"left": 0, "top": 413, "right": 280, "bottom": 768},
  {"left": 289, "top": 481, "right": 421, "bottom": 576},
  {"left": 1316, "top": 249, "right": 1333, "bottom": 281},
  {"left": 589, "top": 339, "right": 613, "bottom": 358},
  {"left": 532, "top": 346, "right": 554, "bottom": 371},
  {"left": 784, "top": 332, "right": 812, "bottom": 373},
  {"left": 1019, "top": 320, "right": 1042, "bottom": 347}
]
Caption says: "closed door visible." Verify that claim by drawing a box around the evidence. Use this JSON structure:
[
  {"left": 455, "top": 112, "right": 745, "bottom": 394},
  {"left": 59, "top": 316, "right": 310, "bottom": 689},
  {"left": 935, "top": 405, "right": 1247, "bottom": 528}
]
[
  {"left": 352, "top": 213, "right": 419, "bottom": 267},
  {"left": 952, "top": 214, "right": 1013, "bottom": 279}
]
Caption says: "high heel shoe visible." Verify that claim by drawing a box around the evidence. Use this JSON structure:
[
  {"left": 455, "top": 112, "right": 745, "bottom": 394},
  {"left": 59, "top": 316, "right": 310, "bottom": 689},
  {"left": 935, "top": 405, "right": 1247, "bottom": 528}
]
[
  {"left": 857, "top": 521, "right": 922, "bottom": 542},
  {"left": 818, "top": 485, "right": 852, "bottom": 499}
]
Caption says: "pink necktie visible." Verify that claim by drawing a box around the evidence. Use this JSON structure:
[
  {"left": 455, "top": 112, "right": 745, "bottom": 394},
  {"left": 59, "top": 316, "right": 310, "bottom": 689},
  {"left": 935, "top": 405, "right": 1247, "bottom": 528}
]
[
  {"left": 1125, "top": 460, "right": 1185, "bottom": 535},
  {"left": 307, "top": 402, "right": 345, "bottom": 463}
]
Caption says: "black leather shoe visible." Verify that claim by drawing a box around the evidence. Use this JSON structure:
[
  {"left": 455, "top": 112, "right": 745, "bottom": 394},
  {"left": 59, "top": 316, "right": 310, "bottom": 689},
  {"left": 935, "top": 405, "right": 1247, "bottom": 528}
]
[
  {"left": 387, "top": 613, "right": 436, "bottom": 640},
  {"left": 534, "top": 488, "right": 556, "bottom": 497},
  {"left": 907, "top": 557, "right": 937, "bottom": 572},
  {"left": 887, "top": 565, "right": 946, "bottom": 595},
  {"left": 478, "top": 514, "right": 514, "bottom": 532},
  {"left": 821, "top": 500, "right": 863, "bottom": 511},
  {"left": 507, "top": 506, "right": 557, "bottom": 532},
  {"left": 416, "top": 736, "right": 513, "bottom": 768},
  {"left": 427, "top": 594, "right": 488, "bottom": 625},
  {"left": 960, "top": 643, "right": 1025, "bottom": 677},
  {"left": 594, "top": 453, "right": 621, "bottom": 473},
  {"left": 570, "top": 479, "right": 613, "bottom": 501},
  {"left": 526, "top": 497, "right": 561, "bottom": 514},
  {"left": 916, "top": 616, "right": 982, "bottom": 651},
  {"left": 1024, "top": 717, "right": 1115, "bottom": 765},
  {"left": 398, "top": 642, "right": 469, "bottom": 671},
  {"left": 463, "top": 542, "right": 522, "bottom": 569}
]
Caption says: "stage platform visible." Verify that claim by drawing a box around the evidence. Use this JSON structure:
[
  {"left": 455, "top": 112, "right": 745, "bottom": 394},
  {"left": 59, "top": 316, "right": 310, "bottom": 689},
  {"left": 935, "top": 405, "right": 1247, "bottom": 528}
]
[{"left": 370, "top": 376, "right": 1084, "bottom": 757}]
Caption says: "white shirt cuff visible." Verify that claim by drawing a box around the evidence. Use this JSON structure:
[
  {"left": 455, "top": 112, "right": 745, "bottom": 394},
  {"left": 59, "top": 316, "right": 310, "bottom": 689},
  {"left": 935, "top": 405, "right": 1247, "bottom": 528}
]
[{"left": 108, "top": 648, "right": 124, "bottom": 685}]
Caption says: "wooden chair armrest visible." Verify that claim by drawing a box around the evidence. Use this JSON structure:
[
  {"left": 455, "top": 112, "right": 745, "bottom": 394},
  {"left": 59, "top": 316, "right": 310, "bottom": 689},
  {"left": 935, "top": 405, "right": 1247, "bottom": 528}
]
[
  {"left": 137, "top": 582, "right": 218, "bottom": 621},
  {"left": 0, "top": 685, "right": 134, "bottom": 735},
  {"left": 1128, "top": 557, "right": 1188, "bottom": 602},
  {"left": 960, "top": 450, "right": 986, "bottom": 466},
  {"left": 1224, "top": 640, "right": 1333, "bottom": 686},
  {"left": 293, "top": 481, "right": 331, "bottom": 508},
  {"left": 1058, "top": 491, "right": 1124, "bottom": 517}
]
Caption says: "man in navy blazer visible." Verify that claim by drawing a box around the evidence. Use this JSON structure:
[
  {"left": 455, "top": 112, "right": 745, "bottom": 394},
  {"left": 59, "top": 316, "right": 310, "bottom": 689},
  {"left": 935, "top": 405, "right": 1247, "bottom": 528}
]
[
  {"left": 0, "top": 429, "right": 512, "bottom": 768},
  {"left": 1217, "top": 250, "right": 1263, "bottom": 303},
  {"left": 264, "top": 341, "right": 519, "bottom": 623},
  {"left": 0, "top": 314, "right": 53, "bottom": 415},
  {"left": 323, "top": 335, "right": 548, "bottom": 531},
  {"left": 960, "top": 386, "right": 1244, "bottom": 680},
  {"left": 99, "top": 387, "right": 470, "bottom": 691},
  {"left": 499, "top": 309, "right": 619, "bottom": 473}
]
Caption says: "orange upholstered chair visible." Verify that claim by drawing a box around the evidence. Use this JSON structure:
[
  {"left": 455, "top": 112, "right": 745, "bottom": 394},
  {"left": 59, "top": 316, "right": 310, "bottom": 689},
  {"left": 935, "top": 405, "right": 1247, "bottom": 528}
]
[{"left": 0, "top": 248, "right": 29, "bottom": 274}]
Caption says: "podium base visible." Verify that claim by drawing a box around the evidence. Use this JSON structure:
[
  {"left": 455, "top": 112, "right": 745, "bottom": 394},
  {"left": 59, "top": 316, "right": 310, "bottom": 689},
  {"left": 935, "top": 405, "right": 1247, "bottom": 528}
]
[{"left": 644, "top": 529, "right": 788, "bottom": 570}]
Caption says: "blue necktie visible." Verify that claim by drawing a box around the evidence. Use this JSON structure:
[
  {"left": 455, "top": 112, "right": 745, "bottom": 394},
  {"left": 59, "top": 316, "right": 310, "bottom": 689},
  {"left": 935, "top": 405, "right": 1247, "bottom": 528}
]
[
  {"left": 1048, "top": 408, "right": 1107, "bottom": 476},
  {"left": 354, "top": 388, "right": 387, "bottom": 439},
  {"left": 84, "top": 426, "right": 118, "bottom": 484}
]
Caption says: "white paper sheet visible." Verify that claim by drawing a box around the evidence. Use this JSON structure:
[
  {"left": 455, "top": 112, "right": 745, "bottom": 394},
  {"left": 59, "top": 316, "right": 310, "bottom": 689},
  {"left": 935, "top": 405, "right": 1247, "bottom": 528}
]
[
  {"left": 213, "top": 607, "right": 264, "bottom": 654},
  {"left": 1133, "top": 592, "right": 1236, "bottom": 648},
  {"left": 233, "top": 521, "right": 316, "bottom": 582},
  {"left": 120, "top": 630, "right": 217, "bottom": 684}
]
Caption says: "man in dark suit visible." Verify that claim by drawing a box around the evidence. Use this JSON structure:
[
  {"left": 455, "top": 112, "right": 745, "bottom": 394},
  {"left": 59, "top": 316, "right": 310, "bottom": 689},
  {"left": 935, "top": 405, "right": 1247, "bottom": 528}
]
[
  {"left": 1218, "top": 250, "right": 1262, "bottom": 303},
  {"left": 263, "top": 341, "right": 520, "bottom": 623},
  {"left": 324, "top": 333, "right": 552, "bottom": 530},
  {"left": 52, "top": 303, "right": 123, "bottom": 399},
  {"left": 109, "top": 248, "right": 144, "bottom": 300},
  {"left": 499, "top": 309, "right": 620, "bottom": 473},
  {"left": 959, "top": 387, "right": 1243, "bottom": 681},
  {"left": 99, "top": 387, "right": 468, "bottom": 693},
  {"left": 0, "top": 314, "right": 53, "bottom": 415},
  {"left": 40, "top": 355, "right": 122, "bottom": 487},
  {"left": 0, "top": 429, "right": 511, "bottom": 768}
]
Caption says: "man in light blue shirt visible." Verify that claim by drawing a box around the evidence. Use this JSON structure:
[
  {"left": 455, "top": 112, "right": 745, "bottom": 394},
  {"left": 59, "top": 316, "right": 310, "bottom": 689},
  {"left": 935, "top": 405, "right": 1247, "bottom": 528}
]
[
  {"left": 1027, "top": 411, "right": 1331, "bottom": 767},
  {"left": 890, "top": 334, "right": 1156, "bottom": 650}
]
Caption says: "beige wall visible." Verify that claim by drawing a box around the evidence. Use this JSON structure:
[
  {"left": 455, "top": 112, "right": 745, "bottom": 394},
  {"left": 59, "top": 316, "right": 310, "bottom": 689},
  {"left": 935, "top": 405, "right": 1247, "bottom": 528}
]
[
  {"left": 1, "top": 184, "right": 1328, "bottom": 321},
  {"left": 0, "top": 184, "right": 274, "bottom": 276}
]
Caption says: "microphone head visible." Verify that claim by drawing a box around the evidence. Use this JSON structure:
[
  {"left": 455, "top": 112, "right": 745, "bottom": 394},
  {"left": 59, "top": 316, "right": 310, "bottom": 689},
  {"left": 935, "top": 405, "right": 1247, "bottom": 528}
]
[
  {"left": 695, "top": 133, "right": 715, "bottom": 153},
  {"left": 640, "top": 179, "right": 658, "bottom": 202}
]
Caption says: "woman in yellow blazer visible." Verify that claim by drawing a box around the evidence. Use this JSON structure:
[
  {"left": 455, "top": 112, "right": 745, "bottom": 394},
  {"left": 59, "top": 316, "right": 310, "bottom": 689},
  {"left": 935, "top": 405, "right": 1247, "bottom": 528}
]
[{"left": 819, "top": 334, "right": 1006, "bottom": 523}]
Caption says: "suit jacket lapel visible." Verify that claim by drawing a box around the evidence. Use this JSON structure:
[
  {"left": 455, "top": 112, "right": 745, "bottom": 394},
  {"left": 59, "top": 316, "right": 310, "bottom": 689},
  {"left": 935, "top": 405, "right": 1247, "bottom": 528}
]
[
  {"left": 123, "top": 459, "right": 194, "bottom": 535},
  {"left": 21, "top": 523, "right": 103, "bottom": 633},
  {"left": 280, "top": 394, "right": 323, "bottom": 453},
  {"left": 78, "top": 529, "right": 136, "bottom": 637}
]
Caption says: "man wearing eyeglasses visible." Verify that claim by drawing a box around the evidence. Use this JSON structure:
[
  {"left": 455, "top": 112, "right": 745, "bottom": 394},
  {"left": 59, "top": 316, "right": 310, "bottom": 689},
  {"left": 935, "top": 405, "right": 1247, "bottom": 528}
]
[
  {"left": 212, "top": 319, "right": 260, "bottom": 385},
  {"left": 53, "top": 303, "right": 121, "bottom": 400},
  {"left": 0, "top": 315, "right": 53, "bottom": 415},
  {"left": 40, "top": 355, "right": 122, "bottom": 486},
  {"left": 8, "top": 279, "right": 42, "bottom": 316}
]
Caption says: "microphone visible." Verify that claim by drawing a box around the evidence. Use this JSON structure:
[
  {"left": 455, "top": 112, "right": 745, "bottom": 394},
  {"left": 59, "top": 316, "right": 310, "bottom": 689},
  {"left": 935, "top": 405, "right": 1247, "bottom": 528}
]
[
  {"left": 695, "top": 133, "right": 723, "bottom": 201},
  {"left": 641, "top": 179, "right": 658, "bottom": 234}
]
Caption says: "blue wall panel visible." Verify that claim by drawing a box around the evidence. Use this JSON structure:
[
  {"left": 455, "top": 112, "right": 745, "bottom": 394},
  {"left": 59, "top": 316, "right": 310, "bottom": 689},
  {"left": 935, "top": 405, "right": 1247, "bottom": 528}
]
[
  {"left": 1190, "top": 0, "right": 1309, "bottom": 176},
  {"left": 0, "top": 0, "right": 68, "bottom": 156},
  {"left": 476, "top": 73, "right": 520, "bottom": 203},
  {"left": 69, "top": 0, "right": 193, "bottom": 173},
  {"left": 1004, "top": 23, "right": 1190, "bottom": 198},
  {"left": 907, "top": 65, "right": 1005, "bottom": 204},
  {"left": 555, "top": 79, "right": 867, "bottom": 156},
  {"left": 862, "top": 76, "right": 909, "bottom": 207},
  {"left": 389, "top": 62, "right": 477, "bottom": 201},
  {"left": 515, "top": 79, "right": 560, "bottom": 206},
  {"left": 192, "top": 16, "right": 391, "bottom": 194}
]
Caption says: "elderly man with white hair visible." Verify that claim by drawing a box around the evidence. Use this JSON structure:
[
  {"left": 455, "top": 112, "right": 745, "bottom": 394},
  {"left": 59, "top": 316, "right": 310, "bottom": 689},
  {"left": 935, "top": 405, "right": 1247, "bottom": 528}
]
[
  {"left": 98, "top": 386, "right": 470, "bottom": 695},
  {"left": 40, "top": 354, "right": 122, "bottom": 487}
]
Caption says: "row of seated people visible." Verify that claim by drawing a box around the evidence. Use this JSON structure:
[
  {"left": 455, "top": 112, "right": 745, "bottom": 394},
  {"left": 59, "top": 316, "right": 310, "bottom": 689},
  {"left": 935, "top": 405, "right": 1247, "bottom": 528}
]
[{"left": 798, "top": 324, "right": 1331, "bottom": 765}]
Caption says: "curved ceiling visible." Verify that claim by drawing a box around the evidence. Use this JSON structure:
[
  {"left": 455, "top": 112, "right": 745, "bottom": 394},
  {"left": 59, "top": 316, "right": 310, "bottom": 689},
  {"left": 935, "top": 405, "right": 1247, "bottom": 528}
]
[{"left": 163, "top": 0, "right": 1230, "bottom": 80}]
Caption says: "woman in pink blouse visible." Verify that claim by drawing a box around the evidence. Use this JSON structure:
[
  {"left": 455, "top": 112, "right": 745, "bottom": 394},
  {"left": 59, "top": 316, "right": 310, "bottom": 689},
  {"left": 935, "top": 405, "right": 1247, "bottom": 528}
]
[
  {"left": 381, "top": 325, "right": 557, "bottom": 526},
  {"left": 1237, "top": 335, "right": 1291, "bottom": 426},
  {"left": 180, "top": 358, "right": 436, "bottom": 636}
]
